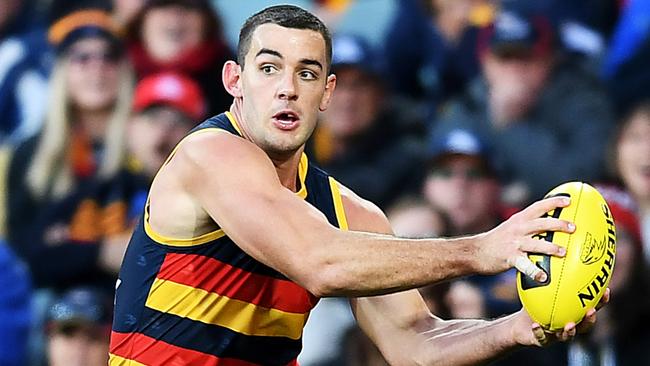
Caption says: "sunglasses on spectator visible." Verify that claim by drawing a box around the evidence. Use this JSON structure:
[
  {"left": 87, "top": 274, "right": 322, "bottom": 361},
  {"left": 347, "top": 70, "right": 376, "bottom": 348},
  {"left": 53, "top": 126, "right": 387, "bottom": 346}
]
[
  {"left": 430, "top": 166, "right": 490, "bottom": 180},
  {"left": 68, "top": 49, "right": 121, "bottom": 65}
]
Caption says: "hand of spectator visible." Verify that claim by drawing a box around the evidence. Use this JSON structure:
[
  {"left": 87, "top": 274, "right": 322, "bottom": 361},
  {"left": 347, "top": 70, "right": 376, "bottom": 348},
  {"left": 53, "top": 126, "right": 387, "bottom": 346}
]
[
  {"left": 511, "top": 287, "right": 610, "bottom": 346},
  {"left": 98, "top": 231, "right": 131, "bottom": 273},
  {"left": 473, "top": 196, "right": 573, "bottom": 281}
]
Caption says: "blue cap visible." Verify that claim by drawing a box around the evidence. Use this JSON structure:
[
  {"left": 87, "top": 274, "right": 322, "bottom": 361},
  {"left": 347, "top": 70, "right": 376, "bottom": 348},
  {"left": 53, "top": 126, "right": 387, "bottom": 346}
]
[
  {"left": 47, "top": 287, "right": 112, "bottom": 326},
  {"left": 331, "top": 34, "right": 378, "bottom": 74},
  {"left": 481, "top": 9, "right": 554, "bottom": 57},
  {"left": 428, "top": 128, "right": 496, "bottom": 173},
  {"left": 429, "top": 128, "right": 489, "bottom": 158}
]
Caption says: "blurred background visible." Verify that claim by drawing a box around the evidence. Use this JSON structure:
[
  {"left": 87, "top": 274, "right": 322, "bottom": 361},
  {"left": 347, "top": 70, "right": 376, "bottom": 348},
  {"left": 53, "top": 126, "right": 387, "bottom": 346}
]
[{"left": 0, "top": 0, "right": 649, "bottom": 365}]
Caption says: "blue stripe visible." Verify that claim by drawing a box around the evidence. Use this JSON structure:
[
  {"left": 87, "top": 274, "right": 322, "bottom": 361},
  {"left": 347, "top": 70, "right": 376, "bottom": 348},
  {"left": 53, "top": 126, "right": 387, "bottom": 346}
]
[
  {"left": 163, "top": 238, "right": 289, "bottom": 280},
  {"left": 113, "top": 219, "right": 167, "bottom": 333},
  {"left": 137, "top": 307, "right": 302, "bottom": 365}
]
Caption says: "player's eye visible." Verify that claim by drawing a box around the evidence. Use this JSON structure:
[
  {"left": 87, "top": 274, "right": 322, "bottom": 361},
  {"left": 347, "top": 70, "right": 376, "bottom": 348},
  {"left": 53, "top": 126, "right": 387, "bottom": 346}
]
[
  {"left": 261, "top": 65, "right": 277, "bottom": 75},
  {"left": 299, "top": 70, "right": 317, "bottom": 80}
]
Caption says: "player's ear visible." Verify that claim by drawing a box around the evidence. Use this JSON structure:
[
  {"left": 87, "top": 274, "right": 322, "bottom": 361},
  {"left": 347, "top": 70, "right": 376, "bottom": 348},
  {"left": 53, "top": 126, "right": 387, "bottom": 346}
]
[
  {"left": 222, "top": 61, "right": 243, "bottom": 98},
  {"left": 319, "top": 74, "right": 337, "bottom": 112}
]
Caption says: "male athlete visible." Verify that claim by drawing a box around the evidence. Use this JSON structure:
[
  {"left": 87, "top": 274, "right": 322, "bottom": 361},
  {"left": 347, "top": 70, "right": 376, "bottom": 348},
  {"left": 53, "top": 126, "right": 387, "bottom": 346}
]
[{"left": 109, "top": 5, "right": 606, "bottom": 365}]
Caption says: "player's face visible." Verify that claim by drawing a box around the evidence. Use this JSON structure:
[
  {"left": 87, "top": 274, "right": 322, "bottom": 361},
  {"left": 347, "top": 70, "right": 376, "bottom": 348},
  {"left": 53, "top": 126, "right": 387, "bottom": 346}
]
[{"left": 239, "top": 24, "right": 335, "bottom": 155}]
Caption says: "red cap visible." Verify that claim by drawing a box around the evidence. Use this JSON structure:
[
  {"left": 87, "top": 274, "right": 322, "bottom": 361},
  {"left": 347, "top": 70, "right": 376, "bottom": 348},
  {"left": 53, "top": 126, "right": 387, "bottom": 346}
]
[{"left": 133, "top": 72, "right": 206, "bottom": 121}]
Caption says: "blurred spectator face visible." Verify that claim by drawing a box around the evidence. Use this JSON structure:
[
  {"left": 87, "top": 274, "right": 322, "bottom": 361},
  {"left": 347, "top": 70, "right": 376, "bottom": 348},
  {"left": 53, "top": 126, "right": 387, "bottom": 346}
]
[
  {"left": 424, "top": 155, "right": 498, "bottom": 234},
  {"left": 610, "top": 227, "right": 637, "bottom": 292},
  {"left": 0, "top": 0, "right": 21, "bottom": 32},
  {"left": 323, "top": 66, "right": 382, "bottom": 139},
  {"left": 480, "top": 10, "right": 554, "bottom": 125},
  {"left": 48, "top": 323, "right": 109, "bottom": 366},
  {"left": 128, "top": 106, "right": 195, "bottom": 177},
  {"left": 431, "top": 0, "right": 474, "bottom": 42},
  {"left": 617, "top": 109, "right": 650, "bottom": 204},
  {"left": 65, "top": 37, "right": 121, "bottom": 112},
  {"left": 387, "top": 201, "right": 446, "bottom": 238},
  {"left": 129, "top": 72, "right": 205, "bottom": 176},
  {"left": 445, "top": 280, "right": 485, "bottom": 318},
  {"left": 113, "top": 0, "right": 146, "bottom": 25},
  {"left": 141, "top": 5, "right": 205, "bottom": 62},
  {"left": 483, "top": 52, "right": 552, "bottom": 124}
]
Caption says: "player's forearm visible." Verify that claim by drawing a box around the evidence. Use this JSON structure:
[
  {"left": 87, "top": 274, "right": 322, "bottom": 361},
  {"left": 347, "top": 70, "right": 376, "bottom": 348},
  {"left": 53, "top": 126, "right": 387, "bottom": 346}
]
[
  {"left": 304, "top": 230, "right": 482, "bottom": 297},
  {"left": 412, "top": 314, "right": 519, "bottom": 366}
]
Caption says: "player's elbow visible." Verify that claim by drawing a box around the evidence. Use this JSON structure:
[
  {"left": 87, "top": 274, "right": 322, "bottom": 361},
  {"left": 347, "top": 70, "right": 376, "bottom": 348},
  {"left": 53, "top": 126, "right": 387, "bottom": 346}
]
[{"left": 300, "top": 260, "right": 351, "bottom": 297}]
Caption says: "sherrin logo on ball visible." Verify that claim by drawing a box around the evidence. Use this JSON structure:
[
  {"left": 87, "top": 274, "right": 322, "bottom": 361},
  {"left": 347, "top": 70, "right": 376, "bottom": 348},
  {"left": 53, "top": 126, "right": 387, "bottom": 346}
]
[{"left": 517, "top": 182, "right": 616, "bottom": 331}]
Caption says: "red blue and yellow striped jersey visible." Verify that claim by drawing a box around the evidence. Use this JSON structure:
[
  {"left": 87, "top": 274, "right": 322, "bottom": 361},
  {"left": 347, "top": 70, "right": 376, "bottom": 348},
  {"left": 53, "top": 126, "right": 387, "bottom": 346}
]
[{"left": 109, "top": 112, "right": 348, "bottom": 366}]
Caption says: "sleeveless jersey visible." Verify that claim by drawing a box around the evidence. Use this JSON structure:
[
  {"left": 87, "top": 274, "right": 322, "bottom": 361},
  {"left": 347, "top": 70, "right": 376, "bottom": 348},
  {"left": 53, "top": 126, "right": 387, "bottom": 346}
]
[{"left": 109, "top": 112, "right": 348, "bottom": 366}]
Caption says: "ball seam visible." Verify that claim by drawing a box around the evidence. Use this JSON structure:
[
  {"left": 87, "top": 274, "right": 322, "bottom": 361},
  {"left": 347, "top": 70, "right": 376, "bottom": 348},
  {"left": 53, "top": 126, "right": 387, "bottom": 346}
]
[{"left": 549, "top": 182, "right": 584, "bottom": 329}]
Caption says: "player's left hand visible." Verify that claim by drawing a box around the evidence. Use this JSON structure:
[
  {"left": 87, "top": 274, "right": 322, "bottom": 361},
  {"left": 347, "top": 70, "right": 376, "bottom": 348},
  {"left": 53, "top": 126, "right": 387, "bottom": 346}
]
[{"left": 512, "top": 287, "right": 610, "bottom": 346}]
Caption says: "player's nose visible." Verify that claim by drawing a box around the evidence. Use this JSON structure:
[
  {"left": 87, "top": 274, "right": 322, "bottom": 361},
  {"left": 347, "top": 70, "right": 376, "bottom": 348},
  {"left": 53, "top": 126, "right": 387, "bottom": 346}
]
[{"left": 277, "top": 73, "right": 298, "bottom": 101}]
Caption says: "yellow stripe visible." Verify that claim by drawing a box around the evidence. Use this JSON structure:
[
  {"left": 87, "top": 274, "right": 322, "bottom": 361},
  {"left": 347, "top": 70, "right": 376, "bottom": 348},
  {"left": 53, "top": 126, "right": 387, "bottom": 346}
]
[
  {"left": 144, "top": 127, "right": 231, "bottom": 247},
  {"left": 144, "top": 209, "right": 225, "bottom": 246},
  {"left": 145, "top": 279, "right": 308, "bottom": 340},
  {"left": 328, "top": 177, "right": 348, "bottom": 230},
  {"left": 225, "top": 111, "right": 243, "bottom": 136},
  {"left": 224, "top": 110, "right": 308, "bottom": 199},
  {"left": 109, "top": 354, "right": 147, "bottom": 366},
  {"left": 296, "top": 153, "right": 308, "bottom": 199}
]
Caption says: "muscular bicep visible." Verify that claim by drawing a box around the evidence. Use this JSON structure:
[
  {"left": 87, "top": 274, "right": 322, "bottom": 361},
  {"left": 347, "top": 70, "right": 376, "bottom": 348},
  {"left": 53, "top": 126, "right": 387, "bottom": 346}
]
[{"left": 172, "top": 131, "right": 336, "bottom": 282}]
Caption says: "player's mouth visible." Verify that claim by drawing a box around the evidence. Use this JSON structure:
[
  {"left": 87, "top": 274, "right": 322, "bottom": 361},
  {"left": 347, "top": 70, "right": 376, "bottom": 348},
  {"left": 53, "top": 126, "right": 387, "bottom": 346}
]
[{"left": 272, "top": 110, "right": 301, "bottom": 131}]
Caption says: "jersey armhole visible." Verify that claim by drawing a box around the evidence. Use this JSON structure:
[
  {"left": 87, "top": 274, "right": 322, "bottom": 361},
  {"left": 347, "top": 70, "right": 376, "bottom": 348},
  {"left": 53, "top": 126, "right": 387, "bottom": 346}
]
[{"left": 328, "top": 177, "right": 348, "bottom": 231}]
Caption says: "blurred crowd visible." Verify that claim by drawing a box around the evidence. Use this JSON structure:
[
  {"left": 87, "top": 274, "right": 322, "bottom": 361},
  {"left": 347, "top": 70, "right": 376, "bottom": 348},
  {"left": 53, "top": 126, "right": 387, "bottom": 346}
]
[{"left": 0, "top": 0, "right": 649, "bottom": 365}]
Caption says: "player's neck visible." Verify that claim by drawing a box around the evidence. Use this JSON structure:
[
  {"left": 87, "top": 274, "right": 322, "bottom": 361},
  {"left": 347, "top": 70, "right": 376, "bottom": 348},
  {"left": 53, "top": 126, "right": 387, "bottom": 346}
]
[
  {"left": 229, "top": 100, "right": 304, "bottom": 193},
  {"left": 269, "top": 150, "right": 304, "bottom": 193}
]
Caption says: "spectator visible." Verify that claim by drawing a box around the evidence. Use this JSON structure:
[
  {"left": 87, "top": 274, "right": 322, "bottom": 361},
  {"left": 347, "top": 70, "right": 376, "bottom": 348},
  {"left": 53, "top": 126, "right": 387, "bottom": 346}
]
[
  {"left": 386, "top": 196, "right": 448, "bottom": 238},
  {"left": 382, "top": 0, "right": 493, "bottom": 107},
  {"left": 119, "top": 71, "right": 206, "bottom": 223},
  {"left": 46, "top": 287, "right": 112, "bottom": 366},
  {"left": 124, "top": 0, "right": 234, "bottom": 116},
  {"left": 422, "top": 127, "right": 520, "bottom": 319},
  {"left": 612, "top": 101, "right": 650, "bottom": 262},
  {"left": 423, "top": 128, "right": 501, "bottom": 236},
  {"left": 0, "top": 0, "right": 50, "bottom": 145},
  {"left": 0, "top": 240, "right": 31, "bottom": 366},
  {"left": 6, "top": 7, "right": 134, "bottom": 291},
  {"left": 435, "top": 8, "right": 615, "bottom": 203},
  {"left": 308, "top": 34, "right": 426, "bottom": 209},
  {"left": 565, "top": 186, "right": 650, "bottom": 365},
  {"left": 110, "top": 0, "right": 145, "bottom": 27}
]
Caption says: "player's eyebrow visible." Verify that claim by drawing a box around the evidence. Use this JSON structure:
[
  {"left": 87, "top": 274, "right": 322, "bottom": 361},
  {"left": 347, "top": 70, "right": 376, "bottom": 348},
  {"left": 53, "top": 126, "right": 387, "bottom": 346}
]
[
  {"left": 255, "top": 48, "right": 323, "bottom": 71},
  {"left": 256, "top": 48, "right": 282, "bottom": 59},
  {"left": 299, "top": 58, "right": 323, "bottom": 71}
]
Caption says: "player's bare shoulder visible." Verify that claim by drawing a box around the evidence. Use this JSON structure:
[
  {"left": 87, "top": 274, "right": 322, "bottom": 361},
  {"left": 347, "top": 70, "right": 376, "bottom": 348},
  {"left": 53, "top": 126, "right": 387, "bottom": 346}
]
[
  {"left": 336, "top": 182, "right": 392, "bottom": 234},
  {"left": 147, "top": 129, "right": 267, "bottom": 238}
]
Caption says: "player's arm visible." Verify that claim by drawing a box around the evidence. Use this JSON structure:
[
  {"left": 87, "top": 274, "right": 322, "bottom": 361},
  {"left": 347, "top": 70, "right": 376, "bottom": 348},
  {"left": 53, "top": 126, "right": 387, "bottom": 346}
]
[
  {"left": 170, "top": 130, "right": 570, "bottom": 297},
  {"left": 342, "top": 187, "right": 599, "bottom": 365}
]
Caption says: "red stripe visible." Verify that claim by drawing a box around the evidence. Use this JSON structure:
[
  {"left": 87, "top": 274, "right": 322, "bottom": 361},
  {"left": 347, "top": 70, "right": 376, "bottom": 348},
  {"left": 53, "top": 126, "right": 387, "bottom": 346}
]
[
  {"left": 110, "top": 331, "right": 258, "bottom": 366},
  {"left": 156, "top": 253, "right": 315, "bottom": 313}
]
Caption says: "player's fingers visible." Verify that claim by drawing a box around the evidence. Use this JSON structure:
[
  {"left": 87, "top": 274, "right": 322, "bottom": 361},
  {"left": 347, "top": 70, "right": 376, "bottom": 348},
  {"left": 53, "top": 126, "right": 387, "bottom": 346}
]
[
  {"left": 527, "top": 218, "right": 575, "bottom": 235},
  {"left": 577, "top": 308, "right": 597, "bottom": 334},
  {"left": 513, "top": 256, "right": 547, "bottom": 282},
  {"left": 520, "top": 196, "right": 571, "bottom": 219},
  {"left": 532, "top": 323, "right": 547, "bottom": 346},
  {"left": 521, "top": 238, "right": 566, "bottom": 257},
  {"left": 596, "top": 288, "right": 610, "bottom": 310},
  {"left": 558, "top": 323, "right": 577, "bottom": 342}
]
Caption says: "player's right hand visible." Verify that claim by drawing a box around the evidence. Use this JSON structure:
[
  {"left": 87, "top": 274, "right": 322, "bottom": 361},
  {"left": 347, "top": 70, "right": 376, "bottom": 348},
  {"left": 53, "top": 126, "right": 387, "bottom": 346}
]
[{"left": 473, "top": 196, "right": 574, "bottom": 281}]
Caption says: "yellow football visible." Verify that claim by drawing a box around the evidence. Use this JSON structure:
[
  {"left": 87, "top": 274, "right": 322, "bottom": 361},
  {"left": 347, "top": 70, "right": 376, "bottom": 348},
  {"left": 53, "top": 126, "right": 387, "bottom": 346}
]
[{"left": 517, "top": 182, "right": 616, "bottom": 331}]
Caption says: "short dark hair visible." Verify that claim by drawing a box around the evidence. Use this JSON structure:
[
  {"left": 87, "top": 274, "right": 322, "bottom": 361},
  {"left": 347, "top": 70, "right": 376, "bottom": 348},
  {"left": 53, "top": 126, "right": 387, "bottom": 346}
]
[{"left": 238, "top": 5, "right": 332, "bottom": 71}]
